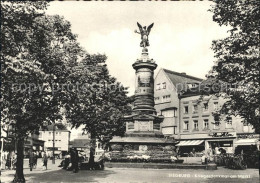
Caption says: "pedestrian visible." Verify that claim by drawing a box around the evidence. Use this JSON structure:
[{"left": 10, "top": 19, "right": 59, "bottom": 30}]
[
  {"left": 42, "top": 151, "right": 48, "bottom": 170},
  {"left": 63, "top": 152, "right": 70, "bottom": 169},
  {"left": 70, "top": 148, "right": 79, "bottom": 173},
  {"left": 206, "top": 146, "right": 213, "bottom": 163},
  {"left": 5, "top": 152, "right": 11, "bottom": 170},
  {"left": 29, "top": 149, "right": 34, "bottom": 171},
  {"left": 33, "top": 151, "right": 38, "bottom": 169},
  {"left": 89, "top": 147, "right": 95, "bottom": 170}
]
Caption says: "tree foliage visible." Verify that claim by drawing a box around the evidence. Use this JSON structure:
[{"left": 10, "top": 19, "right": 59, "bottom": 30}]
[
  {"left": 209, "top": 0, "right": 260, "bottom": 133},
  {"left": 1, "top": 1, "right": 83, "bottom": 182},
  {"left": 64, "top": 54, "right": 132, "bottom": 146}
]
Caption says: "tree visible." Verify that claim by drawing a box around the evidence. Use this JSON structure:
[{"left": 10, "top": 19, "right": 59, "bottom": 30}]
[
  {"left": 64, "top": 54, "right": 132, "bottom": 162},
  {"left": 208, "top": 0, "right": 260, "bottom": 133},
  {"left": 1, "top": 2, "right": 83, "bottom": 182}
]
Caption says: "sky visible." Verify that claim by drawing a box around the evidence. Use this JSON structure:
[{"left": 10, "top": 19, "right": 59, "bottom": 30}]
[{"left": 46, "top": 1, "right": 230, "bottom": 97}]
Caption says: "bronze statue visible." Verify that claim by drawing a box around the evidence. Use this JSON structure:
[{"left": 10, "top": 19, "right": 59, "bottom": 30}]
[{"left": 135, "top": 22, "right": 154, "bottom": 48}]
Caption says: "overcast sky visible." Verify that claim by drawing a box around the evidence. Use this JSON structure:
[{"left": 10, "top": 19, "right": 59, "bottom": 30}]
[{"left": 46, "top": 1, "right": 229, "bottom": 96}]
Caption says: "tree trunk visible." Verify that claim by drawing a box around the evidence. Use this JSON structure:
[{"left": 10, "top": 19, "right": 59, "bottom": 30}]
[
  {"left": 88, "top": 134, "right": 96, "bottom": 169},
  {"left": 13, "top": 138, "right": 25, "bottom": 183}
]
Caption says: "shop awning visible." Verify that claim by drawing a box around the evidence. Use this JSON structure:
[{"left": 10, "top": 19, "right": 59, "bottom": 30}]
[
  {"left": 234, "top": 139, "right": 258, "bottom": 146},
  {"left": 176, "top": 140, "right": 204, "bottom": 146}
]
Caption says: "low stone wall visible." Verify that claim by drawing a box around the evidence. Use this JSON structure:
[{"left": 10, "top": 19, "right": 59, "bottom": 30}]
[
  {"left": 181, "top": 157, "right": 202, "bottom": 164},
  {"left": 105, "top": 162, "right": 217, "bottom": 170}
]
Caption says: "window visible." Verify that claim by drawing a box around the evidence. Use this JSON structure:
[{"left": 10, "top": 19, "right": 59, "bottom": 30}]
[
  {"left": 184, "top": 121, "right": 189, "bottom": 130},
  {"left": 39, "top": 132, "right": 42, "bottom": 138},
  {"left": 162, "top": 82, "right": 166, "bottom": 89},
  {"left": 193, "top": 105, "right": 198, "bottom": 113},
  {"left": 162, "top": 95, "right": 171, "bottom": 103},
  {"left": 156, "top": 83, "right": 161, "bottom": 90},
  {"left": 214, "top": 102, "right": 218, "bottom": 110},
  {"left": 184, "top": 106, "right": 189, "bottom": 114},
  {"left": 193, "top": 120, "right": 198, "bottom": 130},
  {"left": 49, "top": 132, "right": 51, "bottom": 135},
  {"left": 203, "top": 103, "right": 208, "bottom": 111},
  {"left": 226, "top": 117, "right": 232, "bottom": 128},
  {"left": 203, "top": 119, "right": 209, "bottom": 129},
  {"left": 162, "top": 109, "right": 177, "bottom": 117}
]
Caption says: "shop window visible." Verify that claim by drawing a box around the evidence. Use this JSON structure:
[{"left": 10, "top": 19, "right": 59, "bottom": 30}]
[
  {"left": 162, "top": 82, "right": 166, "bottom": 89},
  {"left": 214, "top": 102, "right": 218, "bottom": 110},
  {"left": 184, "top": 121, "right": 189, "bottom": 130},
  {"left": 225, "top": 117, "right": 232, "bottom": 128},
  {"left": 184, "top": 106, "right": 189, "bottom": 114},
  {"left": 203, "top": 119, "right": 209, "bottom": 130},
  {"left": 203, "top": 103, "right": 208, "bottom": 112},
  {"left": 193, "top": 105, "right": 198, "bottom": 113},
  {"left": 193, "top": 120, "right": 198, "bottom": 130}
]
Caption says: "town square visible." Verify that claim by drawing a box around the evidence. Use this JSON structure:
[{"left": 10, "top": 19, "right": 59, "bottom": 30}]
[{"left": 1, "top": 1, "right": 259, "bottom": 183}]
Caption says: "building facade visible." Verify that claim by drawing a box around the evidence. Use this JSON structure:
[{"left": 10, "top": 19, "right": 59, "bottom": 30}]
[
  {"left": 39, "top": 129, "right": 70, "bottom": 156},
  {"left": 154, "top": 68, "right": 258, "bottom": 155},
  {"left": 154, "top": 68, "right": 202, "bottom": 138},
  {"left": 178, "top": 94, "right": 256, "bottom": 155}
]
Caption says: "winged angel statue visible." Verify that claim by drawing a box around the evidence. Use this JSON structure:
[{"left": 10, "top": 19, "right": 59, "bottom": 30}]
[{"left": 135, "top": 22, "right": 154, "bottom": 48}]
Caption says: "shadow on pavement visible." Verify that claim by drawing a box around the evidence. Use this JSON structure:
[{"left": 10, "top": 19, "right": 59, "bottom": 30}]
[{"left": 26, "top": 169, "right": 117, "bottom": 183}]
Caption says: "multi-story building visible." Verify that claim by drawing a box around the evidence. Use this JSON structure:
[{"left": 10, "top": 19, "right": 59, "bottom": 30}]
[
  {"left": 39, "top": 124, "right": 71, "bottom": 157},
  {"left": 154, "top": 68, "right": 258, "bottom": 155},
  {"left": 154, "top": 68, "right": 202, "bottom": 138},
  {"left": 178, "top": 92, "right": 256, "bottom": 155}
]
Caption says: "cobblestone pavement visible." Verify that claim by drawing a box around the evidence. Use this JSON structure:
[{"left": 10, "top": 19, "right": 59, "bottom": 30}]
[{"left": 1, "top": 160, "right": 259, "bottom": 183}]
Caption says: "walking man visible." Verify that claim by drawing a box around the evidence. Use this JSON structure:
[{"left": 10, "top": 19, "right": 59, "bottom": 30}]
[{"left": 42, "top": 151, "right": 48, "bottom": 170}]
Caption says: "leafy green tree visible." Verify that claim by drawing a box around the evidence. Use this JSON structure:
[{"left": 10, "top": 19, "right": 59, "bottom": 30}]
[
  {"left": 64, "top": 54, "right": 132, "bottom": 161},
  {"left": 208, "top": 0, "right": 260, "bottom": 133},
  {"left": 1, "top": 2, "right": 82, "bottom": 182}
]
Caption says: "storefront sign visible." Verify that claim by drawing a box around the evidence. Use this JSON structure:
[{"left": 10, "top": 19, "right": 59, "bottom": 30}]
[
  {"left": 237, "top": 134, "right": 259, "bottom": 139},
  {"left": 209, "top": 132, "right": 235, "bottom": 138}
]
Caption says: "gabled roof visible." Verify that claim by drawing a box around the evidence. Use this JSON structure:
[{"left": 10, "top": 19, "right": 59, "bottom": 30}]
[
  {"left": 163, "top": 69, "right": 203, "bottom": 85},
  {"left": 161, "top": 69, "right": 203, "bottom": 93}
]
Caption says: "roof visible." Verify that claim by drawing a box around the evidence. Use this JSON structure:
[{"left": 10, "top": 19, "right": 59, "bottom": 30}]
[
  {"left": 71, "top": 139, "right": 91, "bottom": 148},
  {"left": 162, "top": 69, "right": 203, "bottom": 93},
  {"left": 110, "top": 136, "right": 177, "bottom": 144},
  {"left": 180, "top": 77, "right": 228, "bottom": 98}
]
